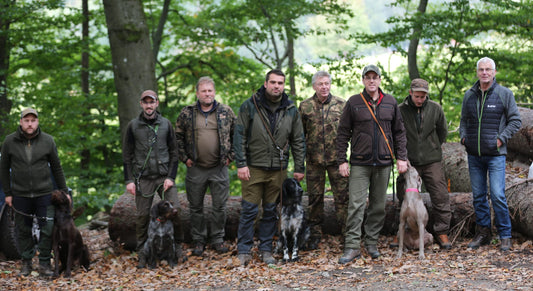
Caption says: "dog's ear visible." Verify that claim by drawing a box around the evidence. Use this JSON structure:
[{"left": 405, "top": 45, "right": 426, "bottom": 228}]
[
  {"left": 150, "top": 203, "right": 159, "bottom": 220},
  {"left": 72, "top": 206, "right": 85, "bottom": 220}
]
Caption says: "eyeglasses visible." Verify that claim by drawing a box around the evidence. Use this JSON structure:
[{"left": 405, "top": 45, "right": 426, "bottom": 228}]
[
  {"left": 477, "top": 68, "right": 494, "bottom": 73},
  {"left": 364, "top": 76, "right": 380, "bottom": 81}
]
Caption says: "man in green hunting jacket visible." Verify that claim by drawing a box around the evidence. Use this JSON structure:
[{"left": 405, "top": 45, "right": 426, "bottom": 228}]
[{"left": 1, "top": 108, "right": 68, "bottom": 277}]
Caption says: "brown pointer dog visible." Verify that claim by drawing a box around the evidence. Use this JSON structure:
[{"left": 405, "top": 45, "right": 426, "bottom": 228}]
[
  {"left": 397, "top": 163, "right": 433, "bottom": 259},
  {"left": 51, "top": 190, "right": 90, "bottom": 277}
]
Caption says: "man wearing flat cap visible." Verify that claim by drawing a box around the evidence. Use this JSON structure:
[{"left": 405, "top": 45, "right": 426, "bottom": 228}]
[
  {"left": 1, "top": 108, "right": 68, "bottom": 276},
  {"left": 336, "top": 65, "right": 408, "bottom": 263},
  {"left": 122, "top": 90, "right": 184, "bottom": 268},
  {"left": 392, "top": 78, "right": 451, "bottom": 250}
]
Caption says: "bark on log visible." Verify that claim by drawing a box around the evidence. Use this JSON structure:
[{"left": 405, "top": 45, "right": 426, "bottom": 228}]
[
  {"left": 507, "top": 107, "right": 533, "bottom": 160},
  {"left": 109, "top": 192, "right": 477, "bottom": 250},
  {"left": 442, "top": 142, "right": 471, "bottom": 193}
]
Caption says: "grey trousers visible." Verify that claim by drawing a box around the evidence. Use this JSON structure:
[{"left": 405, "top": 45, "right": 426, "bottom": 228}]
[{"left": 185, "top": 164, "right": 229, "bottom": 245}]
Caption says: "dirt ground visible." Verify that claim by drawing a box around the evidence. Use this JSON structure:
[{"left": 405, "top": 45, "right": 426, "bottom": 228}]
[{"left": 1, "top": 226, "right": 532, "bottom": 290}]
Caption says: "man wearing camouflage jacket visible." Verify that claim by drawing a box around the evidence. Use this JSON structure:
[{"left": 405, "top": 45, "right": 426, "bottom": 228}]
[{"left": 298, "top": 71, "right": 348, "bottom": 249}]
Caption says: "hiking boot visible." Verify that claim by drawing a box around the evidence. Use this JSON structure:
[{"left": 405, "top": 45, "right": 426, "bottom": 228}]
[
  {"left": 237, "top": 253, "right": 252, "bottom": 266},
  {"left": 39, "top": 262, "right": 54, "bottom": 277},
  {"left": 500, "top": 238, "right": 512, "bottom": 251},
  {"left": 338, "top": 248, "right": 361, "bottom": 264},
  {"left": 389, "top": 235, "right": 399, "bottom": 248},
  {"left": 307, "top": 236, "right": 320, "bottom": 250},
  {"left": 468, "top": 226, "right": 491, "bottom": 249},
  {"left": 260, "top": 251, "right": 277, "bottom": 264},
  {"left": 20, "top": 259, "right": 32, "bottom": 276},
  {"left": 211, "top": 242, "right": 230, "bottom": 254},
  {"left": 366, "top": 245, "right": 380, "bottom": 259},
  {"left": 137, "top": 252, "right": 146, "bottom": 269},
  {"left": 192, "top": 243, "right": 205, "bottom": 256},
  {"left": 436, "top": 234, "right": 452, "bottom": 250}
]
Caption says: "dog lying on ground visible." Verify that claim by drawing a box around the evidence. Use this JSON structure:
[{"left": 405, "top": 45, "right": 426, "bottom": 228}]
[
  {"left": 278, "top": 178, "right": 310, "bottom": 262},
  {"left": 142, "top": 200, "right": 179, "bottom": 268},
  {"left": 397, "top": 164, "right": 434, "bottom": 259},
  {"left": 51, "top": 190, "right": 90, "bottom": 277}
]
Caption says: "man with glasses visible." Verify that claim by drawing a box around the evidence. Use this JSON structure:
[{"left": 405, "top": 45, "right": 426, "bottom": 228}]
[
  {"left": 336, "top": 65, "right": 408, "bottom": 263},
  {"left": 123, "top": 90, "right": 184, "bottom": 268},
  {"left": 460, "top": 57, "right": 521, "bottom": 251}
]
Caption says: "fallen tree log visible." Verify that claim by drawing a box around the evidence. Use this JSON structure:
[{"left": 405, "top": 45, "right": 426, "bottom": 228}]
[
  {"left": 109, "top": 192, "right": 478, "bottom": 250},
  {"left": 442, "top": 142, "right": 471, "bottom": 193},
  {"left": 507, "top": 107, "right": 533, "bottom": 160}
]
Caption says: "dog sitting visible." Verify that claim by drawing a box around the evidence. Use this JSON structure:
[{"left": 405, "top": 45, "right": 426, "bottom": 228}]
[
  {"left": 51, "top": 190, "right": 90, "bottom": 277},
  {"left": 397, "top": 163, "right": 434, "bottom": 259},
  {"left": 278, "top": 178, "right": 310, "bottom": 262},
  {"left": 142, "top": 200, "right": 179, "bottom": 268}
]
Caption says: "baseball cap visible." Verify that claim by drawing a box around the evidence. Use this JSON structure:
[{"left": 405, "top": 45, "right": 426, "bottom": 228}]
[
  {"left": 21, "top": 108, "right": 38, "bottom": 118},
  {"left": 362, "top": 64, "right": 381, "bottom": 78},
  {"left": 140, "top": 90, "right": 158, "bottom": 101},
  {"left": 410, "top": 78, "right": 429, "bottom": 93}
]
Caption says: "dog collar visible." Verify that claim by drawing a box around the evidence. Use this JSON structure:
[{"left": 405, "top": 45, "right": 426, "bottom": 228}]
[{"left": 405, "top": 188, "right": 419, "bottom": 193}]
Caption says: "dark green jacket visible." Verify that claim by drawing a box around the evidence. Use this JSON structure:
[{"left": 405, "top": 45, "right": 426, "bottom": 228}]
[
  {"left": 122, "top": 112, "right": 179, "bottom": 184},
  {"left": 0, "top": 127, "right": 67, "bottom": 197},
  {"left": 233, "top": 86, "right": 306, "bottom": 173},
  {"left": 175, "top": 100, "right": 236, "bottom": 165},
  {"left": 399, "top": 95, "right": 447, "bottom": 166}
]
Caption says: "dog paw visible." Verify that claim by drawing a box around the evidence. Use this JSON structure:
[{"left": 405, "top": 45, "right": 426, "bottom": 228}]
[{"left": 290, "top": 257, "right": 300, "bottom": 262}]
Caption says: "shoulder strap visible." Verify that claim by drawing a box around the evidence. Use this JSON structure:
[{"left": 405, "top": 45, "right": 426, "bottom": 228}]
[{"left": 360, "top": 93, "right": 395, "bottom": 160}]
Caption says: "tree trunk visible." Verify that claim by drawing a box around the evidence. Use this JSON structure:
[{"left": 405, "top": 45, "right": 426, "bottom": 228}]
[
  {"left": 0, "top": 0, "right": 13, "bottom": 138},
  {"left": 407, "top": 0, "right": 428, "bottom": 80},
  {"left": 102, "top": 0, "right": 157, "bottom": 138},
  {"left": 109, "top": 192, "right": 478, "bottom": 250},
  {"left": 507, "top": 107, "right": 533, "bottom": 160},
  {"left": 442, "top": 142, "right": 472, "bottom": 192}
]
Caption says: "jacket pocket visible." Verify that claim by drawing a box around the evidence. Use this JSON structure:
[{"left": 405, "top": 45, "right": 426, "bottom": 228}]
[{"left": 351, "top": 132, "right": 373, "bottom": 160}]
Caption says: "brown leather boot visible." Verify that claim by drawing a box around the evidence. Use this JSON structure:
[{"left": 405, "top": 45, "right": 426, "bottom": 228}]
[
  {"left": 467, "top": 226, "right": 491, "bottom": 249},
  {"left": 436, "top": 234, "right": 452, "bottom": 250}
]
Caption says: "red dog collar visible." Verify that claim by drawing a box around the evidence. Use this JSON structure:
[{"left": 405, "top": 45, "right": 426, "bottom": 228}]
[{"left": 405, "top": 188, "right": 419, "bottom": 192}]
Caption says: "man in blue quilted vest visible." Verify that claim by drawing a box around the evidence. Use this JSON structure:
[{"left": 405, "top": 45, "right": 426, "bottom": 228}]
[{"left": 460, "top": 57, "right": 521, "bottom": 252}]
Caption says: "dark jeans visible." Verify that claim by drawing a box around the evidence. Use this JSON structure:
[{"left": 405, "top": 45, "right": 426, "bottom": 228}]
[{"left": 13, "top": 195, "right": 54, "bottom": 263}]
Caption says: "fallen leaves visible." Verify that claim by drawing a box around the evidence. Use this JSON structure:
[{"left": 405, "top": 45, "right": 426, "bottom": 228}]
[{"left": 0, "top": 226, "right": 532, "bottom": 290}]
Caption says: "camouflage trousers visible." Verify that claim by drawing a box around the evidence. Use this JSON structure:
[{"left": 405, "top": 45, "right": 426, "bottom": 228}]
[{"left": 306, "top": 163, "right": 349, "bottom": 239}]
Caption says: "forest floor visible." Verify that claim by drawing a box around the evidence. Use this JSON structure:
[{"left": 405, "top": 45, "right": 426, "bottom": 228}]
[{"left": 1, "top": 224, "right": 532, "bottom": 290}]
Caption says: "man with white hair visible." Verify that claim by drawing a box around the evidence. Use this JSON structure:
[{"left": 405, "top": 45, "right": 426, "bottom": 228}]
[{"left": 460, "top": 57, "right": 521, "bottom": 251}]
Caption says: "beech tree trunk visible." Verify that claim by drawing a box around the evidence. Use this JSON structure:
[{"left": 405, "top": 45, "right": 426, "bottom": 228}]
[
  {"left": 102, "top": 0, "right": 157, "bottom": 138},
  {"left": 507, "top": 107, "right": 533, "bottom": 160},
  {"left": 442, "top": 142, "right": 472, "bottom": 193}
]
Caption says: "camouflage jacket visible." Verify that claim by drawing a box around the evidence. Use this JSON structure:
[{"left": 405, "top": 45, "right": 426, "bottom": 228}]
[
  {"left": 299, "top": 93, "right": 346, "bottom": 166},
  {"left": 175, "top": 100, "right": 236, "bottom": 166}
]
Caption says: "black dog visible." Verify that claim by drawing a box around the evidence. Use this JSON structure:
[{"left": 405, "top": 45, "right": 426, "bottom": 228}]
[
  {"left": 278, "top": 178, "right": 310, "bottom": 262},
  {"left": 142, "top": 200, "right": 179, "bottom": 268},
  {"left": 51, "top": 190, "right": 90, "bottom": 277}
]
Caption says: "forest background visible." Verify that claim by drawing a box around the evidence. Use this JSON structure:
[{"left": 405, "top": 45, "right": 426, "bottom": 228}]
[{"left": 0, "top": 0, "right": 531, "bottom": 223}]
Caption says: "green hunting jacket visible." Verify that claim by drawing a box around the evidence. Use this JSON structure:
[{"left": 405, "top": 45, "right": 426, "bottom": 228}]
[
  {"left": 233, "top": 86, "right": 306, "bottom": 173},
  {"left": 175, "top": 100, "right": 236, "bottom": 166},
  {"left": 299, "top": 93, "right": 345, "bottom": 166},
  {"left": 399, "top": 95, "right": 448, "bottom": 166},
  {"left": 0, "top": 127, "right": 67, "bottom": 198}
]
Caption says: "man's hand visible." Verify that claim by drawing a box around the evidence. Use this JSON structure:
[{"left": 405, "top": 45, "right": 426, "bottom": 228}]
[
  {"left": 339, "top": 162, "right": 350, "bottom": 177},
  {"left": 5, "top": 196, "right": 12, "bottom": 207},
  {"left": 237, "top": 167, "right": 250, "bottom": 181},
  {"left": 497, "top": 138, "right": 503, "bottom": 148},
  {"left": 163, "top": 178, "right": 174, "bottom": 192},
  {"left": 397, "top": 160, "right": 408, "bottom": 174},
  {"left": 293, "top": 172, "right": 305, "bottom": 182},
  {"left": 186, "top": 159, "right": 194, "bottom": 167},
  {"left": 126, "top": 182, "right": 136, "bottom": 195}
]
